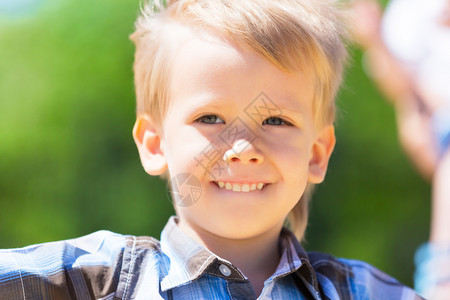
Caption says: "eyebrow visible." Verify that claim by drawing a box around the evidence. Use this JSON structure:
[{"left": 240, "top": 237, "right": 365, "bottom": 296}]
[
  {"left": 185, "top": 98, "right": 225, "bottom": 112},
  {"left": 276, "top": 107, "right": 305, "bottom": 126},
  {"left": 276, "top": 105, "right": 303, "bottom": 116},
  {"left": 181, "top": 96, "right": 228, "bottom": 119},
  {"left": 185, "top": 95, "right": 306, "bottom": 120}
]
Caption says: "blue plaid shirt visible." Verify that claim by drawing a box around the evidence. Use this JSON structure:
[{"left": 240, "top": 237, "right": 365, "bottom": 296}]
[{"left": 0, "top": 216, "right": 423, "bottom": 299}]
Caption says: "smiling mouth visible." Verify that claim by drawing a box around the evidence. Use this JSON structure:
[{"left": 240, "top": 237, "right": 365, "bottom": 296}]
[{"left": 213, "top": 181, "right": 268, "bottom": 192}]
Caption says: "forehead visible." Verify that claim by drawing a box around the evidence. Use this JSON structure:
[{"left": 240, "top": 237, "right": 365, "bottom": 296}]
[{"left": 167, "top": 24, "right": 315, "bottom": 115}]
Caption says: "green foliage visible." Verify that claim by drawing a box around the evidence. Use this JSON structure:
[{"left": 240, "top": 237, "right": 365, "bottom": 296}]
[
  {"left": 0, "top": 0, "right": 429, "bottom": 288},
  {"left": 307, "top": 49, "right": 430, "bottom": 287},
  {"left": 0, "top": 0, "right": 174, "bottom": 245}
]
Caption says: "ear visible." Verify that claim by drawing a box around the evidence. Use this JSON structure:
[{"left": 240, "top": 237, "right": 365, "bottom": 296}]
[
  {"left": 133, "top": 115, "right": 168, "bottom": 176},
  {"left": 308, "top": 125, "right": 336, "bottom": 184}
]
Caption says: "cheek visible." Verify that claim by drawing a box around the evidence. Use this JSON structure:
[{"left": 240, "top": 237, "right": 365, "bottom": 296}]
[
  {"left": 267, "top": 134, "right": 313, "bottom": 186},
  {"left": 266, "top": 133, "right": 312, "bottom": 164},
  {"left": 164, "top": 127, "right": 214, "bottom": 175}
]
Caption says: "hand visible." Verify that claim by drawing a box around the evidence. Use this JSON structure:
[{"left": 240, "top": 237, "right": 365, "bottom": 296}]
[
  {"left": 439, "top": 0, "right": 450, "bottom": 26},
  {"left": 351, "top": 0, "right": 383, "bottom": 49}
]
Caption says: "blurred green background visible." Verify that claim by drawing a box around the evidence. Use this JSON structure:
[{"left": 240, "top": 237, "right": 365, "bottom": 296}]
[{"left": 0, "top": 0, "right": 429, "bottom": 288}]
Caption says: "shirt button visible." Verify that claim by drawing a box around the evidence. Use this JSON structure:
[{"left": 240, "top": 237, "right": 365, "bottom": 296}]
[{"left": 219, "top": 264, "right": 232, "bottom": 277}]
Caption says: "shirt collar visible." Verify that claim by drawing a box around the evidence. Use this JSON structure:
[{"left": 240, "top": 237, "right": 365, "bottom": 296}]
[
  {"left": 160, "top": 216, "right": 217, "bottom": 291},
  {"left": 277, "top": 228, "right": 320, "bottom": 297},
  {"left": 160, "top": 216, "right": 319, "bottom": 295}
]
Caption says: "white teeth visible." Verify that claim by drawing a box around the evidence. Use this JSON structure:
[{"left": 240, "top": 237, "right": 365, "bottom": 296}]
[{"left": 216, "top": 181, "right": 266, "bottom": 192}]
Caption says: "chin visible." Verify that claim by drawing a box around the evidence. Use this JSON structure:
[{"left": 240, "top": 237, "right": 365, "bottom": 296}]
[{"left": 207, "top": 217, "right": 282, "bottom": 240}]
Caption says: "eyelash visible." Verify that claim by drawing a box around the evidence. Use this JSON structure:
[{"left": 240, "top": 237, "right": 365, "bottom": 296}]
[
  {"left": 195, "top": 114, "right": 293, "bottom": 126},
  {"left": 262, "top": 116, "right": 293, "bottom": 126},
  {"left": 195, "top": 115, "right": 225, "bottom": 124}
]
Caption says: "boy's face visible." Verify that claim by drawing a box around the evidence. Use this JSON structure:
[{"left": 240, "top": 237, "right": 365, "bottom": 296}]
[{"left": 134, "top": 26, "right": 335, "bottom": 240}]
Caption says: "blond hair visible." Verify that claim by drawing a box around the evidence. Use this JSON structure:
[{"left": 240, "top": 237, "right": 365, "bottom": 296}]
[{"left": 130, "top": 0, "right": 349, "bottom": 240}]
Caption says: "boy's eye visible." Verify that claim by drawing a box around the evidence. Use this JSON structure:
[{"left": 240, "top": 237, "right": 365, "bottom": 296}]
[
  {"left": 195, "top": 114, "right": 225, "bottom": 124},
  {"left": 262, "top": 117, "right": 292, "bottom": 126}
]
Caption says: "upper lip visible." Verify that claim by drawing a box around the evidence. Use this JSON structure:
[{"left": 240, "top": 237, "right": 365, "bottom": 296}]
[{"left": 212, "top": 179, "right": 270, "bottom": 184}]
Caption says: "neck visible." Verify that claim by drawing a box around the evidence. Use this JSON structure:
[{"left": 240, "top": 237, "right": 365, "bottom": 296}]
[{"left": 178, "top": 220, "right": 283, "bottom": 296}]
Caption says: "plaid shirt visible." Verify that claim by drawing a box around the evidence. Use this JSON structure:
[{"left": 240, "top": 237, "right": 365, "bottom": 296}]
[{"left": 0, "top": 216, "right": 423, "bottom": 299}]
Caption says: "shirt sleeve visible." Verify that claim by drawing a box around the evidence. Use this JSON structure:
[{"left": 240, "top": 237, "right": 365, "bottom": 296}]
[
  {"left": 0, "top": 230, "right": 126, "bottom": 299},
  {"left": 415, "top": 242, "right": 450, "bottom": 298},
  {"left": 339, "top": 258, "right": 422, "bottom": 300}
]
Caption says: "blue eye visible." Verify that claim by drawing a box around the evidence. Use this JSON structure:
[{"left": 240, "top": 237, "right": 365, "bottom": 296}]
[
  {"left": 262, "top": 117, "right": 292, "bottom": 126},
  {"left": 196, "top": 115, "right": 225, "bottom": 124}
]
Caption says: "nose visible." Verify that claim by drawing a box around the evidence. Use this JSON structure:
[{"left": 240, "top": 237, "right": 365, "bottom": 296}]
[{"left": 222, "top": 139, "right": 264, "bottom": 164}]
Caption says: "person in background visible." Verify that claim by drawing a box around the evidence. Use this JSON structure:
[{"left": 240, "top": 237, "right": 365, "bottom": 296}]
[{"left": 352, "top": 0, "right": 450, "bottom": 298}]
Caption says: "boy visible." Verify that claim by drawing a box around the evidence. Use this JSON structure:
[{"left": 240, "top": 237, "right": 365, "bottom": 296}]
[{"left": 0, "top": 0, "right": 434, "bottom": 298}]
